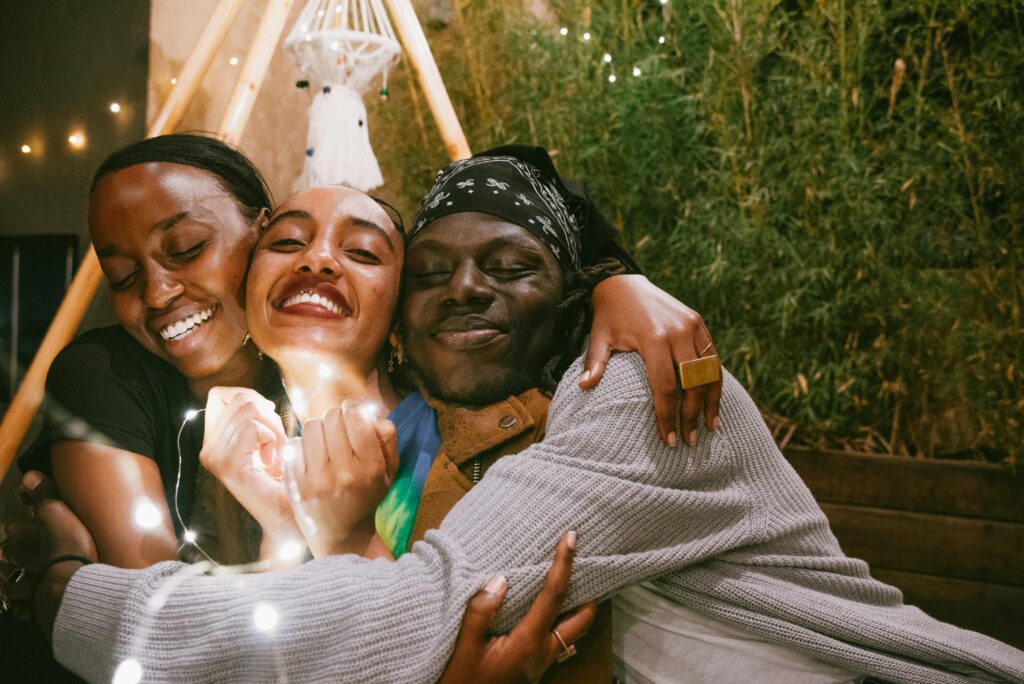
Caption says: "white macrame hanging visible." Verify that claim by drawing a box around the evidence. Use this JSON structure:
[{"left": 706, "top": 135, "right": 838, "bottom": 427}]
[{"left": 285, "top": 0, "right": 401, "bottom": 192}]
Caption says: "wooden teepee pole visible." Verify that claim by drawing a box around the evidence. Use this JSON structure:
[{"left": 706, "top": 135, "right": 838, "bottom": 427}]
[
  {"left": 383, "top": 0, "right": 471, "bottom": 162},
  {"left": 0, "top": 0, "right": 282, "bottom": 479}
]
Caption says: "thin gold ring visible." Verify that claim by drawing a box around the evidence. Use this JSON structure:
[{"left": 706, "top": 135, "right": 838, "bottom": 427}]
[{"left": 552, "top": 627, "right": 578, "bottom": 663}]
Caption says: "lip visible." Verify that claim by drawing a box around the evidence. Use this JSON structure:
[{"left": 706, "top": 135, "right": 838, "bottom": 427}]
[
  {"left": 433, "top": 315, "right": 507, "bottom": 350},
  {"left": 272, "top": 276, "right": 352, "bottom": 319},
  {"left": 149, "top": 304, "right": 220, "bottom": 345}
]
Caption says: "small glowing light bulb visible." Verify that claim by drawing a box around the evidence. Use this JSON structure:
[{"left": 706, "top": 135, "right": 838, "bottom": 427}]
[
  {"left": 608, "top": 74, "right": 617, "bottom": 83},
  {"left": 658, "top": 36, "right": 666, "bottom": 44},
  {"left": 229, "top": 56, "right": 239, "bottom": 66},
  {"left": 559, "top": 27, "right": 568, "bottom": 36},
  {"left": 113, "top": 658, "right": 143, "bottom": 684},
  {"left": 660, "top": 0, "right": 669, "bottom": 4},
  {"left": 183, "top": 529, "right": 198, "bottom": 543},
  {"left": 184, "top": 409, "right": 199, "bottom": 421},
  {"left": 330, "top": 40, "right": 340, "bottom": 50},
  {"left": 170, "top": 77, "right": 177, "bottom": 85},
  {"left": 582, "top": 32, "right": 592, "bottom": 41},
  {"left": 633, "top": 66, "right": 642, "bottom": 77},
  {"left": 67, "top": 132, "right": 86, "bottom": 149},
  {"left": 109, "top": 102, "right": 121, "bottom": 113},
  {"left": 134, "top": 500, "right": 162, "bottom": 529},
  {"left": 317, "top": 362, "right": 333, "bottom": 379},
  {"left": 20, "top": 144, "right": 31, "bottom": 154},
  {"left": 278, "top": 539, "right": 304, "bottom": 562},
  {"left": 253, "top": 602, "right": 279, "bottom": 631},
  {"left": 603, "top": 53, "right": 612, "bottom": 63}
]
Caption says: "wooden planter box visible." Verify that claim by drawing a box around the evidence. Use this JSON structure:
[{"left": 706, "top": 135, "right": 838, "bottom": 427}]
[{"left": 784, "top": 448, "right": 1024, "bottom": 649}]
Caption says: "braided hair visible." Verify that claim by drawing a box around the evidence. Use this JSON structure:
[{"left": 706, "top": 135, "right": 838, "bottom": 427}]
[{"left": 538, "top": 258, "right": 627, "bottom": 393}]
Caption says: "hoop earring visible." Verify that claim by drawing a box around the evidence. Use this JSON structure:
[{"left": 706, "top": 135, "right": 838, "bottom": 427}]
[
  {"left": 244, "top": 333, "right": 264, "bottom": 361},
  {"left": 387, "top": 345, "right": 405, "bottom": 373}
]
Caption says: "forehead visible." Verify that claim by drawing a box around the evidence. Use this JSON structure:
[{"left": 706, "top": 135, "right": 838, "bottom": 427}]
[
  {"left": 272, "top": 186, "right": 396, "bottom": 234},
  {"left": 408, "top": 212, "right": 556, "bottom": 259},
  {"left": 88, "top": 162, "right": 240, "bottom": 243}
]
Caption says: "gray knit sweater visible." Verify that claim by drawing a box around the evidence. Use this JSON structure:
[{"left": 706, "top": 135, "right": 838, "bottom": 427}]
[{"left": 53, "top": 354, "right": 1024, "bottom": 683}]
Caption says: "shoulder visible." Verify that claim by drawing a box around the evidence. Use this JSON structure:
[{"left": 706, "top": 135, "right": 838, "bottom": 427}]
[
  {"left": 47, "top": 326, "right": 177, "bottom": 393},
  {"left": 552, "top": 352, "right": 652, "bottom": 410}
]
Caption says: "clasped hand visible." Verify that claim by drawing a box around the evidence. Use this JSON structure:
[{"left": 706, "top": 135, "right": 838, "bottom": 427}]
[{"left": 201, "top": 389, "right": 398, "bottom": 561}]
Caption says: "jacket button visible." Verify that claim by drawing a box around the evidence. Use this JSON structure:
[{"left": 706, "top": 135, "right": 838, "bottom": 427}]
[{"left": 499, "top": 415, "right": 518, "bottom": 429}]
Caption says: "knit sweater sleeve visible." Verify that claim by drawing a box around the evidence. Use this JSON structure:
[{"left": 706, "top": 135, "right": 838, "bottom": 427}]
[{"left": 53, "top": 353, "right": 762, "bottom": 683}]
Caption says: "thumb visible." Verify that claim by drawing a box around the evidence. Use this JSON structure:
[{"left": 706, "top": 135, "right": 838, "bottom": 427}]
[
  {"left": 458, "top": 576, "right": 509, "bottom": 644},
  {"left": 580, "top": 335, "right": 612, "bottom": 389}
]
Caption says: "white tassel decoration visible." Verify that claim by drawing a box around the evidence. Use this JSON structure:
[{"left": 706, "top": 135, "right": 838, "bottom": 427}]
[
  {"left": 296, "top": 85, "right": 384, "bottom": 191},
  {"left": 285, "top": 0, "right": 401, "bottom": 193}
]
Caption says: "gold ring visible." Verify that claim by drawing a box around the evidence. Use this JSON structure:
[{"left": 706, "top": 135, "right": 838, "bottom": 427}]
[
  {"left": 552, "top": 627, "right": 578, "bottom": 663},
  {"left": 677, "top": 355, "right": 721, "bottom": 390},
  {"left": 699, "top": 340, "right": 714, "bottom": 357}
]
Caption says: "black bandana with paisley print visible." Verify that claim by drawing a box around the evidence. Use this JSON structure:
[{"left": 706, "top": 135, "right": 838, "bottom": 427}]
[{"left": 410, "top": 150, "right": 583, "bottom": 271}]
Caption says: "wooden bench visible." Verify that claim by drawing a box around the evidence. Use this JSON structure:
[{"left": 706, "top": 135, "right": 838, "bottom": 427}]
[{"left": 784, "top": 448, "right": 1024, "bottom": 649}]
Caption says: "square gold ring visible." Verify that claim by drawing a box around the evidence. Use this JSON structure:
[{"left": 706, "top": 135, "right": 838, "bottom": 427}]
[{"left": 677, "top": 355, "right": 721, "bottom": 390}]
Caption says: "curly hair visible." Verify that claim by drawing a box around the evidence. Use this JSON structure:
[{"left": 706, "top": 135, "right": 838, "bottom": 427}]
[{"left": 538, "top": 258, "right": 627, "bottom": 393}]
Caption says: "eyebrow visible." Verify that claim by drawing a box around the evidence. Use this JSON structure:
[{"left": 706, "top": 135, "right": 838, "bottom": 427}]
[
  {"left": 265, "top": 209, "right": 395, "bottom": 253},
  {"left": 96, "top": 211, "right": 190, "bottom": 257},
  {"left": 410, "top": 234, "right": 545, "bottom": 256}
]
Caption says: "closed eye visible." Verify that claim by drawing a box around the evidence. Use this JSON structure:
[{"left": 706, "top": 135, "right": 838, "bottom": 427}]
[
  {"left": 346, "top": 248, "right": 381, "bottom": 264},
  {"left": 110, "top": 272, "right": 138, "bottom": 291},
  {"left": 271, "top": 238, "right": 305, "bottom": 251},
  {"left": 170, "top": 241, "right": 207, "bottom": 260}
]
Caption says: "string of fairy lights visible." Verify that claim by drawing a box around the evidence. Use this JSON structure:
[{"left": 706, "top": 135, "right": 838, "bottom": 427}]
[
  {"left": 13, "top": 54, "right": 245, "bottom": 157},
  {"left": 557, "top": 0, "right": 671, "bottom": 84}
]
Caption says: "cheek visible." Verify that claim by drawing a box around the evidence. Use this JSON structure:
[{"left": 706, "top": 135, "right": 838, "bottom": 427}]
[{"left": 111, "top": 292, "right": 143, "bottom": 328}]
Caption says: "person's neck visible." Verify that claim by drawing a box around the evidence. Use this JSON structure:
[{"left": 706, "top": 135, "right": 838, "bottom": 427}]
[
  {"left": 279, "top": 356, "right": 401, "bottom": 424},
  {"left": 188, "top": 343, "right": 263, "bottom": 401}
]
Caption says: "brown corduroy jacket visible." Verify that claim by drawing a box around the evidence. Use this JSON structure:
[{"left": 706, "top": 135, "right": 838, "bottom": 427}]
[{"left": 408, "top": 388, "right": 613, "bottom": 684}]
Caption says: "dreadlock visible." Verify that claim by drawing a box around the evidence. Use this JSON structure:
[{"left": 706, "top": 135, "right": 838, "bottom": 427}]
[{"left": 538, "top": 258, "right": 628, "bottom": 393}]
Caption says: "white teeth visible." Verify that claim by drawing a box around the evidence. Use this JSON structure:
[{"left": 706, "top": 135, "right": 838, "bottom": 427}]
[
  {"left": 279, "top": 290, "right": 343, "bottom": 316},
  {"left": 159, "top": 306, "right": 215, "bottom": 341}
]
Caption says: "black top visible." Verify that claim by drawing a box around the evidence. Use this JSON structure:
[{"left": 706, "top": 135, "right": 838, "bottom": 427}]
[{"left": 20, "top": 326, "right": 206, "bottom": 535}]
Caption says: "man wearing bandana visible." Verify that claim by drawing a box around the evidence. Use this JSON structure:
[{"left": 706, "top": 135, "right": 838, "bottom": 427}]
[{"left": 10, "top": 149, "right": 1024, "bottom": 683}]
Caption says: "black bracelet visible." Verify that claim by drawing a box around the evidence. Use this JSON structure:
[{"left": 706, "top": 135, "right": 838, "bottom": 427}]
[
  {"left": 30, "top": 554, "right": 94, "bottom": 624},
  {"left": 38, "top": 554, "right": 93, "bottom": 579}
]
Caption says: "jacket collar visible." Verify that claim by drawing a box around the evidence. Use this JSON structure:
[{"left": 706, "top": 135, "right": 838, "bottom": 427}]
[{"left": 421, "top": 387, "right": 552, "bottom": 466}]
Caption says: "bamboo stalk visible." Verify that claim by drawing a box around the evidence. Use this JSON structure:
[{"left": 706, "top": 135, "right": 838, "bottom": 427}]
[
  {"left": 0, "top": 0, "right": 272, "bottom": 479},
  {"left": 384, "top": 0, "right": 472, "bottom": 161},
  {"left": 218, "top": 0, "right": 295, "bottom": 145}
]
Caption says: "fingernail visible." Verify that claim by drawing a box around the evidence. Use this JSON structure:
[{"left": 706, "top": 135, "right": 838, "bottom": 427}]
[
  {"left": 566, "top": 531, "right": 577, "bottom": 551},
  {"left": 667, "top": 432, "right": 678, "bottom": 448},
  {"left": 688, "top": 430, "right": 698, "bottom": 446},
  {"left": 712, "top": 417, "right": 721, "bottom": 432},
  {"left": 484, "top": 575, "right": 507, "bottom": 594},
  {"left": 580, "top": 370, "right": 591, "bottom": 384}
]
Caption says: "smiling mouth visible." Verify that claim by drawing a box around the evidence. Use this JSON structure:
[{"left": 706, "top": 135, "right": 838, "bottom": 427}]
[
  {"left": 434, "top": 328, "right": 505, "bottom": 349},
  {"left": 158, "top": 305, "right": 217, "bottom": 342},
  {"left": 275, "top": 289, "right": 350, "bottom": 317}
]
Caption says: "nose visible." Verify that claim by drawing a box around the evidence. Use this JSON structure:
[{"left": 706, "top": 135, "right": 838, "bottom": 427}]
[
  {"left": 141, "top": 265, "right": 184, "bottom": 310},
  {"left": 297, "top": 238, "right": 341, "bottom": 276},
  {"left": 444, "top": 260, "right": 494, "bottom": 307}
]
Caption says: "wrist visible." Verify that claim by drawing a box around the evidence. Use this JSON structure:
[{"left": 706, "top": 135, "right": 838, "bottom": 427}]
[
  {"left": 310, "top": 519, "right": 378, "bottom": 558},
  {"left": 34, "top": 560, "right": 86, "bottom": 642}
]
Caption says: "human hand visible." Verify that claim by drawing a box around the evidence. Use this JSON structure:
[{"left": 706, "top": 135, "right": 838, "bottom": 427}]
[
  {"left": 585, "top": 273, "right": 722, "bottom": 447},
  {"left": 286, "top": 401, "right": 398, "bottom": 558},
  {"left": 438, "top": 532, "right": 596, "bottom": 684},
  {"left": 200, "top": 387, "right": 296, "bottom": 542},
  {"left": 1, "top": 471, "right": 97, "bottom": 640}
]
